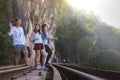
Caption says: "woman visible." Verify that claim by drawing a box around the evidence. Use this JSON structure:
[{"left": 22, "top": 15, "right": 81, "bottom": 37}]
[
  {"left": 42, "top": 23, "right": 57, "bottom": 64},
  {"left": 8, "top": 17, "right": 28, "bottom": 66},
  {"left": 31, "top": 23, "right": 46, "bottom": 69}
]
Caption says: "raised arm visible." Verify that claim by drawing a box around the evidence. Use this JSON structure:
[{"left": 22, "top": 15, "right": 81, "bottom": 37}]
[{"left": 8, "top": 22, "right": 13, "bottom": 36}]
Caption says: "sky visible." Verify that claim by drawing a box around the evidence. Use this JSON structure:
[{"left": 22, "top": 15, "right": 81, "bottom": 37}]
[{"left": 66, "top": 0, "right": 120, "bottom": 28}]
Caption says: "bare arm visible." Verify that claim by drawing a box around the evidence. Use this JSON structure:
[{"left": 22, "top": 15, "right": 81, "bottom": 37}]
[{"left": 8, "top": 22, "right": 13, "bottom": 36}]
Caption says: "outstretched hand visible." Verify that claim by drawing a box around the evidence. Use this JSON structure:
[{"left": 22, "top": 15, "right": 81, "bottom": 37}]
[{"left": 9, "top": 22, "right": 12, "bottom": 29}]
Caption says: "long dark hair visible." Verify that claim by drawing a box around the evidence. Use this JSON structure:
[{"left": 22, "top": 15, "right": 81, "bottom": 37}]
[
  {"left": 42, "top": 23, "right": 48, "bottom": 38},
  {"left": 34, "top": 23, "right": 41, "bottom": 34}
]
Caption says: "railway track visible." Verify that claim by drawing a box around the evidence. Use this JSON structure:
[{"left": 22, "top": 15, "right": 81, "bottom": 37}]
[
  {"left": 0, "top": 65, "right": 32, "bottom": 80},
  {"left": 53, "top": 64, "right": 120, "bottom": 80},
  {"left": 0, "top": 64, "right": 62, "bottom": 80},
  {"left": 53, "top": 64, "right": 105, "bottom": 80},
  {"left": 46, "top": 65, "right": 62, "bottom": 80},
  {"left": 60, "top": 64, "right": 120, "bottom": 80},
  {"left": 0, "top": 64, "right": 120, "bottom": 80},
  {"left": 15, "top": 65, "right": 62, "bottom": 80},
  {"left": 0, "top": 65, "right": 24, "bottom": 71}
]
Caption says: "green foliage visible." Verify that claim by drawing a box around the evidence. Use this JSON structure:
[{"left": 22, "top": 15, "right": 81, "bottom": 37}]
[
  {"left": 97, "top": 49, "right": 120, "bottom": 71},
  {"left": 0, "top": 0, "right": 13, "bottom": 65},
  {"left": 56, "top": 1, "right": 120, "bottom": 71},
  {"left": 56, "top": 5, "right": 97, "bottom": 65}
]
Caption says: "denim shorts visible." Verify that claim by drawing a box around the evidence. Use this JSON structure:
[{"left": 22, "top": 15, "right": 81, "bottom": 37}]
[{"left": 13, "top": 45, "right": 27, "bottom": 53}]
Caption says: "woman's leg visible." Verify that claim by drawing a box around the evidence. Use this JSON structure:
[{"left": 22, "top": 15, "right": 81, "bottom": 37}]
[
  {"left": 45, "top": 45, "right": 52, "bottom": 64},
  {"left": 23, "top": 50, "right": 29, "bottom": 65},
  {"left": 13, "top": 45, "right": 20, "bottom": 65},
  {"left": 40, "top": 49, "right": 46, "bottom": 66},
  {"left": 35, "top": 50, "right": 40, "bottom": 67},
  {"left": 14, "top": 53, "right": 19, "bottom": 65},
  {"left": 40, "top": 54, "right": 42, "bottom": 66}
]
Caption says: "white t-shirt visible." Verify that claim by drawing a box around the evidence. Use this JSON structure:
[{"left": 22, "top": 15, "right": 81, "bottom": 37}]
[
  {"left": 31, "top": 32, "right": 43, "bottom": 44},
  {"left": 8, "top": 26, "right": 26, "bottom": 45}
]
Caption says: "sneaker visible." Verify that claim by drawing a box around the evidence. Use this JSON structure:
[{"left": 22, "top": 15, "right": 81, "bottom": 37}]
[
  {"left": 45, "top": 61, "right": 51, "bottom": 66},
  {"left": 41, "top": 66, "right": 47, "bottom": 70},
  {"left": 36, "top": 66, "right": 42, "bottom": 70},
  {"left": 48, "top": 60, "right": 51, "bottom": 64},
  {"left": 45, "top": 63, "right": 51, "bottom": 66}
]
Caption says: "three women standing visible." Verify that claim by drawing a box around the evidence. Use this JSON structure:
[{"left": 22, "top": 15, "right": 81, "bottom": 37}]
[{"left": 8, "top": 18, "right": 55, "bottom": 69}]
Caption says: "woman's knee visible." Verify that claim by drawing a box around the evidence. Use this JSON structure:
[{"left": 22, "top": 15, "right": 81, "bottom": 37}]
[
  {"left": 49, "top": 50, "right": 52, "bottom": 55},
  {"left": 23, "top": 50, "right": 28, "bottom": 56},
  {"left": 42, "top": 53, "right": 46, "bottom": 58}
]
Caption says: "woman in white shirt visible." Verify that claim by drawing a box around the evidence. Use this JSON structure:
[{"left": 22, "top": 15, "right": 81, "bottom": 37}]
[
  {"left": 31, "top": 23, "right": 46, "bottom": 70},
  {"left": 8, "top": 17, "right": 28, "bottom": 66}
]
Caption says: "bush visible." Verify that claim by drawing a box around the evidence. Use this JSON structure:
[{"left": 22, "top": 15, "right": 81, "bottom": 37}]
[{"left": 0, "top": 0, "right": 13, "bottom": 65}]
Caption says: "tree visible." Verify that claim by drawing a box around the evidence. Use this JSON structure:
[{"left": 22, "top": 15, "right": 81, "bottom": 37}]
[
  {"left": 0, "top": 0, "right": 13, "bottom": 65},
  {"left": 56, "top": 1, "right": 120, "bottom": 71}
]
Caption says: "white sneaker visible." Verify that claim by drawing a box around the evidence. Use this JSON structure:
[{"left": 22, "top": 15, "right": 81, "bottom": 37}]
[
  {"left": 36, "top": 66, "right": 42, "bottom": 70},
  {"left": 41, "top": 66, "right": 47, "bottom": 70},
  {"left": 48, "top": 60, "right": 51, "bottom": 64}
]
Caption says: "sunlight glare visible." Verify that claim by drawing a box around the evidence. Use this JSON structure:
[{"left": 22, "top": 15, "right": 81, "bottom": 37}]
[{"left": 66, "top": 0, "right": 100, "bottom": 13}]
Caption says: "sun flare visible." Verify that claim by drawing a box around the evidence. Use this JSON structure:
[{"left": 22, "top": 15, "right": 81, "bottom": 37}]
[{"left": 66, "top": 0, "right": 100, "bottom": 13}]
